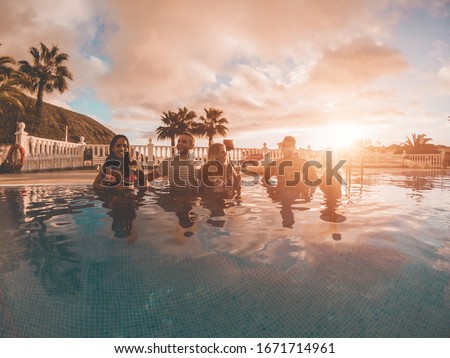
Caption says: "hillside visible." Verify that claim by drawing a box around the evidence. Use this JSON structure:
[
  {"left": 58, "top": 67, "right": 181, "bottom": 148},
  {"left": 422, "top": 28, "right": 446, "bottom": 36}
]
[{"left": 0, "top": 96, "right": 115, "bottom": 144}]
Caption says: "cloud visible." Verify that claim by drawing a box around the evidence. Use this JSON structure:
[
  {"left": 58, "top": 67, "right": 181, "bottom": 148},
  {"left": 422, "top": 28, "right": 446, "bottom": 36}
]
[
  {"left": 1, "top": 0, "right": 449, "bottom": 147},
  {"left": 0, "top": 0, "right": 104, "bottom": 109},
  {"left": 94, "top": 0, "right": 386, "bottom": 106},
  {"left": 307, "top": 38, "right": 409, "bottom": 90},
  {"left": 0, "top": 0, "right": 94, "bottom": 57},
  {"left": 438, "top": 65, "right": 450, "bottom": 79}
]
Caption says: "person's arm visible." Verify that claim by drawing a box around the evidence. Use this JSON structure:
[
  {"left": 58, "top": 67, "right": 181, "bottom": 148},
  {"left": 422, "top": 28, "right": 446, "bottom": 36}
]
[
  {"left": 147, "top": 162, "right": 163, "bottom": 182},
  {"left": 261, "top": 160, "right": 277, "bottom": 187},
  {"left": 93, "top": 167, "right": 104, "bottom": 190},
  {"left": 136, "top": 169, "right": 148, "bottom": 188},
  {"left": 232, "top": 166, "right": 241, "bottom": 184},
  {"left": 232, "top": 166, "right": 242, "bottom": 196},
  {"left": 93, "top": 162, "right": 120, "bottom": 189}
]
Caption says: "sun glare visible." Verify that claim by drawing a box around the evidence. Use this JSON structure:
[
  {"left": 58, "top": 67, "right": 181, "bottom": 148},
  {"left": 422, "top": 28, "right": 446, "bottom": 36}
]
[{"left": 320, "top": 124, "right": 366, "bottom": 149}]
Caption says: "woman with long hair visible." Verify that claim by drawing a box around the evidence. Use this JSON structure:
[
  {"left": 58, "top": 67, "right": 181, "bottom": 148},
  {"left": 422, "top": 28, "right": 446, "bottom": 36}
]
[
  {"left": 200, "top": 143, "right": 241, "bottom": 196},
  {"left": 93, "top": 134, "right": 146, "bottom": 190}
]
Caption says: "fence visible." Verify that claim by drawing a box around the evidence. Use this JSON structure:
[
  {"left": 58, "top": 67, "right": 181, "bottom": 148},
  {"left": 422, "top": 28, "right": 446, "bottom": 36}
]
[
  {"left": 4, "top": 122, "right": 446, "bottom": 172},
  {"left": 87, "top": 143, "right": 282, "bottom": 166},
  {"left": 12, "top": 122, "right": 85, "bottom": 171},
  {"left": 348, "top": 152, "right": 444, "bottom": 168}
]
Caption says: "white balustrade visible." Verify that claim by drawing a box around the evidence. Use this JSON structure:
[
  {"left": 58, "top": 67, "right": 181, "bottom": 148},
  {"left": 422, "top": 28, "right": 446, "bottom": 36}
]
[
  {"left": 7, "top": 123, "right": 445, "bottom": 172},
  {"left": 348, "top": 153, "right": 443, "bottom": 168},
  {"left": 24, "top": 136, "right": 85, "bottom": 171}
]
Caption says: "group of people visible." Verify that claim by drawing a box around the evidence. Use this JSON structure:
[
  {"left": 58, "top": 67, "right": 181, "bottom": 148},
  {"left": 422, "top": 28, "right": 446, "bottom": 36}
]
[
  {"left": 93, "top": 132, "right": 242, "bottom": 196},
  {"left": 93, "top": 132, "right": 343, "bottom": 233},
  {"left": 93, "top": 132, "right": 341, "bottom": 196}
]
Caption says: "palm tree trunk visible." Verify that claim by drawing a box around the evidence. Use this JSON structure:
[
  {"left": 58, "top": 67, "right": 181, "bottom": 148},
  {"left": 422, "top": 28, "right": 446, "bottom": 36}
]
[
  {"left": 5, "top": 108, "right": 17, "bottom": 143},
  {"left": 35, "top": 82, "right": 45, "bottom": 121},
  {"left": 208, "top": 135, "right": 213, "bottom": 146},
  {"left": 171, "top": 137, "right": 176, "bottom": 155}
]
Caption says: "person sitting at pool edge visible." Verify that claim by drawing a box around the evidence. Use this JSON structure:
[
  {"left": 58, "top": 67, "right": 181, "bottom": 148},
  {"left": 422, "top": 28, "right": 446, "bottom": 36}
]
[
  {"left": 147, "top": 132, "right": 198, "bottom": 190},
  {"left": 201, "top": 142, "right": 241, "bottom": 197},
  {"left": 93, "top": 134, "right": 146, "bottom": 190}
]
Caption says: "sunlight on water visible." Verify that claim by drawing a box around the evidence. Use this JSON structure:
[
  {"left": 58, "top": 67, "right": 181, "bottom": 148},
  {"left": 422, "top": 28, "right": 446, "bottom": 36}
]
[{"left": 0, "top": 169, "right": 449, "bottom": 337}]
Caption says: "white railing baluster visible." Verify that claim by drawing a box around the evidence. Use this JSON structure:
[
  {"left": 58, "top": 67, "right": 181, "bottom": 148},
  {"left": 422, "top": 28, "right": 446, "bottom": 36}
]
[{"left": 9, "top": 122, "right": 447, "bottom": 172}]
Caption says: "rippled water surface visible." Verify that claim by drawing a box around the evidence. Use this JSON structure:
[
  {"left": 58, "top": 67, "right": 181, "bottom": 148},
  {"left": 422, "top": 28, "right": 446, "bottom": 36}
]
[{"left": 0, "top": 169, "right": 449, "bottom": 337}]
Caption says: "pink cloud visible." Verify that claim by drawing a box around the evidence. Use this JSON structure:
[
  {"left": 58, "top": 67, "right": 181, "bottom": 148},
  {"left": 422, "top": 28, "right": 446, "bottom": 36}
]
[
  {"left": 307, "top": 38, "right": 409, "bottom": 90},
  {"left": 1, "top": 0, "right": 448, "bottom": 147}
]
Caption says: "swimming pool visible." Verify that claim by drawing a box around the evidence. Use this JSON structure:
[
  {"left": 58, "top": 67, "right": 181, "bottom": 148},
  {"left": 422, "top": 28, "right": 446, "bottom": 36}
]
[{"left": 0, "top": 169, "right": 449, "bottom": 337}]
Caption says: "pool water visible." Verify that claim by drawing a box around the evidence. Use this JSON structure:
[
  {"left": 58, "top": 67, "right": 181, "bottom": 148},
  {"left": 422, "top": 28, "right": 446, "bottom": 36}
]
[{"left": 0, "top": 169, "right": 449, "bottom": 337}]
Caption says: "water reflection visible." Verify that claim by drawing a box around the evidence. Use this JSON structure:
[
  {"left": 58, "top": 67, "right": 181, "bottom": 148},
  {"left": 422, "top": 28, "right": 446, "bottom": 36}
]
[
  {"left": 95, "top": 189, "right": 145, "bottom": 243},
  {"left": 152, "top": 190, "right": 200, "bottom": 244},
  {"left": 19, "top": 188, "right": 97, "bottom": 296},
  {"left": 265, "top": 186, "right": 313, "bottom": 228},
  {"left": 23, "top": 231, "right": 81, "bottom": 295},
  {"left": 319, "top": 195, "right": 346, "bottom": 224},
  {"left": 0, "top": 189, "right": 28, "bottom": 275},
  {"left": 200, "top": 192, "right": 240, "bottom": 228},
  {"left": 319, "top": 193, "right": 346, "bottom": 242},
  {"left": 0, "top": 169, "right": 449, "bottom": 338},
  {"left": 393, "top": 170, "right": 446, "bottom": 204}
]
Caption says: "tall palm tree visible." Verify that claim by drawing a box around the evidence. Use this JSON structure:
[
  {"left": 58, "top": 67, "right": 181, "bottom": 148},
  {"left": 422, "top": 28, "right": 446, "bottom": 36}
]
[
  {"left": 196, "top": 107, "right": 229, "bottom": 145},
  {"left": 156, "top": 107, "right": 197, "bottom": 154},
  {"left": 402, "top": 133, "right": 435, "bottom": 154},
  {"left": 18, "top": 42, "right": 73, "bottom": 120},
  {"left": 176, "top": 106, "right": 197, "bottom": 131},
  {"left": 156, "top": 110, "right": 180, "bottom": 147}
]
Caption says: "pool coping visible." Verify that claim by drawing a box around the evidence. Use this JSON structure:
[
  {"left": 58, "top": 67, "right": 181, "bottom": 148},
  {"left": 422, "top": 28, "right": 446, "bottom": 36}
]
[
  {"left": 0, "top": 167, "right": 449, "bottom": 187},
  {"left": 0, "top": 169, "right": 99, "bottom": 186}
]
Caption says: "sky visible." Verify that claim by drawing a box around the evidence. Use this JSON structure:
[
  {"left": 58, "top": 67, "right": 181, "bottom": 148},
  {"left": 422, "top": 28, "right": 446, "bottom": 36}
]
[{"left": 1, "top": 0, "right": 449, "bottom": 149}]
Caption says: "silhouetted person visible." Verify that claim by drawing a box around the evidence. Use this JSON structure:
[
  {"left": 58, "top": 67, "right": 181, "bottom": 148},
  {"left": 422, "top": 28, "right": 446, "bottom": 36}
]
[{"left": 262, "top": 136, "right": 316, "bottom": 228}]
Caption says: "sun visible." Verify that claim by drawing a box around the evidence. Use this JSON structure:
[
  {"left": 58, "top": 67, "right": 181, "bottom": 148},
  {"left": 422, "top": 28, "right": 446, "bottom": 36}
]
[{"left": 321, "top": 124, "right": 366, "bottom": 149}]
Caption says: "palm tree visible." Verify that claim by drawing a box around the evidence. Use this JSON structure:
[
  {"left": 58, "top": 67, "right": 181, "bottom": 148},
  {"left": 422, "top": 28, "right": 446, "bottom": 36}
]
[
  {"left": 17, "top": 42, "right": 73, "bottom": 120},
  {"left": 156, "top": 107, "right": 197, "bottom": 148},
  {"left": 176, "top": 106, "right": 197, "bottom": 131},
  {"left": 156, "top": 110, "right": 180, "bottom": 147},
  {"left": 402, "top": 133, "right": 436, "bottom": 154},
  {"left": 0, "top": 55, "right": 16, "bottom": 77},
  {"left": 196, "top": 107, "right": 229, "bottom": 145},
  {"left": 156, "top": 107, "right": 197, "bottom": 155},
  {"left": 0, "top": 47, "right": 25, "bottom": 140},
  {"left": 0, "top": 50, "right": 24, "bottom": 113},
  {"left": 0, "top": 74, "right": 25, "bottom": 114}
]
